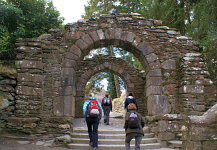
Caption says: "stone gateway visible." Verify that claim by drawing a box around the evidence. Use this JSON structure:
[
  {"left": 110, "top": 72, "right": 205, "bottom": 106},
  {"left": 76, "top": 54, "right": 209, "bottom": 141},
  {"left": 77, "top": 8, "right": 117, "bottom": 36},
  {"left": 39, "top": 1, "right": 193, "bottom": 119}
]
[{"left": 0, "top": 13, "right": 216, "bottom": 149}]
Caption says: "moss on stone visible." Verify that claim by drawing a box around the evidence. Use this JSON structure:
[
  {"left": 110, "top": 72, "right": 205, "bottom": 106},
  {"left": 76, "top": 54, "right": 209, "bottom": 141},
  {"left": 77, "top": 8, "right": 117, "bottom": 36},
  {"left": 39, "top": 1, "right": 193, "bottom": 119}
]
[{"left": 0, "top": 65, "right": 17, "bottom": 77}]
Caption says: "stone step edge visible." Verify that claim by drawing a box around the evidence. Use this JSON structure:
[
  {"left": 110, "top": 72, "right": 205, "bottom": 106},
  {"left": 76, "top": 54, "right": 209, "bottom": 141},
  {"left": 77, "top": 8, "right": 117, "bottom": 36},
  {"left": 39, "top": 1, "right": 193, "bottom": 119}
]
[
  {"left": 73, "top": 127, "right": 150, "bottom": 132},
  {"left": 68, "top": 143, "right": 161, "bottom": 147},
  {"left": 71, "top": 137, "right": 158, "bottom": 141},
  {"left": 70, "top": 133, "right": 154, "bottom": 136}
]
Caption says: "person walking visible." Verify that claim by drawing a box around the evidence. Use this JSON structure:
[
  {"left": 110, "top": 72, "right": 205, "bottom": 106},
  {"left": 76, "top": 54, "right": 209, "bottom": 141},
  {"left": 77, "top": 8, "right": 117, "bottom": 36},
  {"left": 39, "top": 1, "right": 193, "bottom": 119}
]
[
  {"left": 101, "top": 93, "right": 112, "bottom": 125},
  {"left": 124, "top": 103, "right": 145, "bottom": 150},
  {"left": 83, "top": 94, "right": 103, "bottom": 150},
  {"left": 124, "top": 93, "right": 138, "bottom": 112}
]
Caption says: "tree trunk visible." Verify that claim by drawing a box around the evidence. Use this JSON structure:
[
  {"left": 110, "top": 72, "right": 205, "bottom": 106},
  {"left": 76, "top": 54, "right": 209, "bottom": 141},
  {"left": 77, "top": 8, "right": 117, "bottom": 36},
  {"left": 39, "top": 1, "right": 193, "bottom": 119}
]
[{"left": 109, "top": 46, "right": 121, "bottom": 98}]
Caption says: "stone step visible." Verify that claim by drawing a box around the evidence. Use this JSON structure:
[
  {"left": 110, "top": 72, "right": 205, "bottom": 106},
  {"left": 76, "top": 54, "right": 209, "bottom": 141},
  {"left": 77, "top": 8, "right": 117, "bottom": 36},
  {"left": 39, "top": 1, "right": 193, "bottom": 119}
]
[
  {"left": 73, "top": 129, "right": 125, "bottom": 134},
  {"left": 168, "top": 140, "right": 182, "bottom": 148},
  {"left": 68, "top": 143, "right": 161, "bottom": 150},
  {"left": 73, "top": 126, "right": 150, "bottom": 134},
  {"left": 70, "top": 133, "right": 155, "bottom": 139},
  {"left": 71, "top": 137, "right": 158, "bottom": 144}
]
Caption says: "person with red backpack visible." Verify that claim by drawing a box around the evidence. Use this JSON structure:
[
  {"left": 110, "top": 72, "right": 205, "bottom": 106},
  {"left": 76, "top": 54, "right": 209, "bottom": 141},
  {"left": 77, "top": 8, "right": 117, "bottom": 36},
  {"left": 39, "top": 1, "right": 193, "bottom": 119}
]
[{"left": 83, "top": 94, "right": 103, "bottom": 150}]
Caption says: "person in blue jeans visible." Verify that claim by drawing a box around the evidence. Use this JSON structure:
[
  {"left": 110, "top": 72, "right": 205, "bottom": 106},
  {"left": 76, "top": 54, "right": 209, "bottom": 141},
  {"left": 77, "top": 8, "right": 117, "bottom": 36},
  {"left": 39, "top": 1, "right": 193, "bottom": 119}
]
[{"left": 83, "top": 95, "right": 103, "bottom": 150}]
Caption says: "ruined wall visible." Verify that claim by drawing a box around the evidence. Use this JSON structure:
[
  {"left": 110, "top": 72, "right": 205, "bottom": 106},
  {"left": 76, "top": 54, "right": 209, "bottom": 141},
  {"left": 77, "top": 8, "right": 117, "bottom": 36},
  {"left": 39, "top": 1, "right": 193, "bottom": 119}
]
[
  {"left": 182, "top": 103, "right": 217, "bottom": 150},
  {"left": 0, "top": 13, "right": 215, "bottom": 138},
  {"left": 0, "top": 71, "right": 16, "bottom": 132}
]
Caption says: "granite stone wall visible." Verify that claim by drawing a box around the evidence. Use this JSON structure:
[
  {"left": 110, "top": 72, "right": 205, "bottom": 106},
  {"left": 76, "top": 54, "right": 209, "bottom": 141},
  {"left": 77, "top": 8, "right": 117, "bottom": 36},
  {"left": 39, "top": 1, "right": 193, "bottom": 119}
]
[
  {"left": 0, "top": 72, "right": 16, "bottom": 132},
  {"left": 0, "top": 14, "right": 215, "bottom": 145}
]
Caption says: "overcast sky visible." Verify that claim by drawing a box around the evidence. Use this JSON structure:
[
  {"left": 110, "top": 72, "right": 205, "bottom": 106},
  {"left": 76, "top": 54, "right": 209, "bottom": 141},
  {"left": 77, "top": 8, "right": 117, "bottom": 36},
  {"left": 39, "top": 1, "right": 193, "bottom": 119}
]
[{"left": 52, "top": 0, "right": 88, "bottom": 24}]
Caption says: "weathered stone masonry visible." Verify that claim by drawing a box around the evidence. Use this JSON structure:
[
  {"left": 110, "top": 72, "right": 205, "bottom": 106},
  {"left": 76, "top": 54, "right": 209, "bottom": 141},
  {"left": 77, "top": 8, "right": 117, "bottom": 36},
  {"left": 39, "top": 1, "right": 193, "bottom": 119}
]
[{"left": 0, "top": 13, "right": 216, "bottom": 148}]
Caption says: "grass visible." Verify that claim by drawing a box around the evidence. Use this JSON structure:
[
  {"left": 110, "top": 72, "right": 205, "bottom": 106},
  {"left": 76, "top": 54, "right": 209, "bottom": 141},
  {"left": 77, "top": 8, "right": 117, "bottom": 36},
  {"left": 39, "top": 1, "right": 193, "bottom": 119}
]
[{"left": 0, "top": 65, "right": 17, "bottom": 76}]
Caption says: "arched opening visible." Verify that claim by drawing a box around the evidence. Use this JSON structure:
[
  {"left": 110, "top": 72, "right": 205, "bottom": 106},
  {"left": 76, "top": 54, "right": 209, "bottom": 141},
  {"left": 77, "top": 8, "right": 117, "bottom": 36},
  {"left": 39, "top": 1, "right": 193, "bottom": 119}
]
[{"left": 75, "top": 55, "right": 146, "bottom": 117}]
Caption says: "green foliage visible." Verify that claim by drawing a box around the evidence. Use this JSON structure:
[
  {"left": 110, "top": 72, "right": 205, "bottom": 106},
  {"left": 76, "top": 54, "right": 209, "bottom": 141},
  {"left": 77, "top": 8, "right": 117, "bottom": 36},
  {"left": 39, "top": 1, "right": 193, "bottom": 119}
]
[
  {"left": 83, "top": 0, "right": 117, "bottom": 19},
  {"left": 107, "top": 72, "right": 117, "bottom": 99},
  {"left": 0, "top": 0, "right": 64, "bottom": 63},
  {"left": 85, "top": 72, "right": 108, "bottom": 97},
  {"left": 186, "top": 0, "right": 217, "bottom": 80}
]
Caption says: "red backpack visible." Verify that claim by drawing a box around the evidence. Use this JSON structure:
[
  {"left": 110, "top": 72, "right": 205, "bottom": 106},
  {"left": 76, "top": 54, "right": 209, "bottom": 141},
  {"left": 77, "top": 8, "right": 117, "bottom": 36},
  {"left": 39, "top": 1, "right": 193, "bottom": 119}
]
[{"left": 87, "top": 100, "right": 100, "bottom": 117}]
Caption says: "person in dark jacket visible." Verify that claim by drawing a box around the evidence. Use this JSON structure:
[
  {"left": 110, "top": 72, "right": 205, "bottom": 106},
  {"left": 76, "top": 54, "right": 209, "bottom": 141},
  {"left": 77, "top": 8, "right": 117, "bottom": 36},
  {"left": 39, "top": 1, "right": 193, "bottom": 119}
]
[
  {"left": 101, "top": 93, "right": 112, "bottom": 125},
  {"left": 124, "top": 103, "right": 145, "bottom": 150},
  {"left": 124, "top": 93, "right": 138, "bottom": 112}
]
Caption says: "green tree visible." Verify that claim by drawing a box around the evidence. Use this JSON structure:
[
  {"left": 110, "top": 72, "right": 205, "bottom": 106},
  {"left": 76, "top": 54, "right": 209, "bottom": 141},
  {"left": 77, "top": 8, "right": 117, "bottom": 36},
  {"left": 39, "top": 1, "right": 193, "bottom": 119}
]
[
  {"left": 107, "top": 72, "right": 117, "bottom": 99},
  {"left": 83, "top": 0, "right": 118, "bottom": 19},
  {"left": 187, "top": 0, "right": 217, "bottom": 80},
  {"left": 0, "top": 0, "right": 63, "bottom": 63}
]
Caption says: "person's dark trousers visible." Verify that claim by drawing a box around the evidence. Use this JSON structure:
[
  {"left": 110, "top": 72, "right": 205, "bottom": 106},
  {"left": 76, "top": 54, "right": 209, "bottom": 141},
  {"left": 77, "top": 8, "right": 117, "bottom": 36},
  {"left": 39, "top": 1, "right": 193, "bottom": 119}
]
[
  {"left": 86, "top": 117, "right": 100, "bottom": 147},
  {"left": 103, "top": 106, "right": 111, "bottom": 125},
  {"left": 125, "top": 133, "right": 143, "bottom": 150}
]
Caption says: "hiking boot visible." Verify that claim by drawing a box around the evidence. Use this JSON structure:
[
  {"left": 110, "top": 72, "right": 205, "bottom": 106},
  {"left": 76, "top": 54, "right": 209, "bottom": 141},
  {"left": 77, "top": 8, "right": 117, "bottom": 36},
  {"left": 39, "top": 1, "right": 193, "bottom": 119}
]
[{"left": 93, "top": 147, "right": 98, "bottom": 150}]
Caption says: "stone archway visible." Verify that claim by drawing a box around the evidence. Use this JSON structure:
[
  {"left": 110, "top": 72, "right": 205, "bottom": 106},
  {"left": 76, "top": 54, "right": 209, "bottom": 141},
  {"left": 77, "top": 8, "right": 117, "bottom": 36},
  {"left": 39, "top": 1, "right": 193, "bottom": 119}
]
[
  {"left": 75, "top": 55, "right": 146, "bottom": 117},
  {"left": 9, "top": 13, "right": 216, "bottom": 136}
]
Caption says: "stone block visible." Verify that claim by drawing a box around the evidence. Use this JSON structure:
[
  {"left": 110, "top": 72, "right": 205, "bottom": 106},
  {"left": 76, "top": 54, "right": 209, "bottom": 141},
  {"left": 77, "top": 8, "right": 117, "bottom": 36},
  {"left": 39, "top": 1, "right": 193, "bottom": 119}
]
[
  {"left": 158, "top": 120, "right": 168, "bottom": 132},
  {"left": 154, "top": 20, "right": 163, "bottom": 25},
  {"left": 16, "top": 86, "right": 42, "bottom": 96},
  {"left": 181, "top": 85, "right": 204, "bottom": 94},
  {"left": 61, "top": 77, "right": 75, "bottom": 87},
  {"left": 81, "top": 34, "right": 94, "bottom": 46},
  {"left": 7, "top": 117, "right": 40, "bottom": 124},
  {"left": 97, "top": 29, "right": 105, "bottom": 40},
  {"left": 192, "top": 105, "right": 205, "bottom": 112},
  {"left": 147, "top": 95, "right": 171, "bottom": 115},
  {"left": 63, "top": 96, "right": 75, "bottom": 117},
  {"left": 146, "top": 77, "right": 162, "bottom": 86},
  {"left": 65, "top": 52, "right": 79, "bottom": 60},
  {"left": 108, "top": 28, "right": 115, "bottom": 39},
  {"left": 158, "top": 132, "right": 175, "bottom": 140},
  {"left": 104, "top": 29, "right": 110, "bottom": 39},
  {"left": 23, "top": 123, "right": 37, "bottom": 128},
  {"left": 126, "top": 32, "right": 136, "bottom": 43},
  {"left": 75, "top": 39, "right": 88, "bottom": 50},
  {"left": 162, "top": 59, "right": 176, "bottom": 70},
  {"left": 61, "top": 68, "right": 75, "bottom": 77},
  {"left": 62, "top": 59, "right": 76, "bottom": 68},
  {"left": 146, "top": 86, "right": 162, "bottom": 96},
  {"left": 145, "top": 53, "right": 158, "bottom": 63},
  {"left": 53, "top": 97, "right": 64, "bottom": 116},
  {"left": 15, "top": 60, "right": 43, "bottom": 70},
  {"left": 149, "top": 61, "right": 161, "bottom": 69},
  {"left": 60, "top": 86, "right": 76, "bottom": 96},
  {"left": 89, "top": 31, "right": 99, "bottom": 42},
  {"left": 138, "top": 20, "right": 153, "bottom": 26},
  {"left": 69, "top": 45, "right": 81, "bottom": 57},
  {"left": 17, "top": 73, "right": 43, "bottom": 83},
  {"left": 120, "top": 31, "right": 129, "bottom": 41},
  {"left": 147, "top": 69, "right": 162, "bottom": 77},
  {"left": 133, "top": 37, "right": 142, "bottom": 47},
  {"left": 115, "top": 28, "right": 122, "bottom": 39}
]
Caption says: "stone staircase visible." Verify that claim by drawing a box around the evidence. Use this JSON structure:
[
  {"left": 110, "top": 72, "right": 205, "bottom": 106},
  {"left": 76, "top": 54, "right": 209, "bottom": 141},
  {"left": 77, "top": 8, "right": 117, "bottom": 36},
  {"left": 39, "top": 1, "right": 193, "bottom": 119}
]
[{"left": 67, "top": 127, "right": 162, "bottom": 150}]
